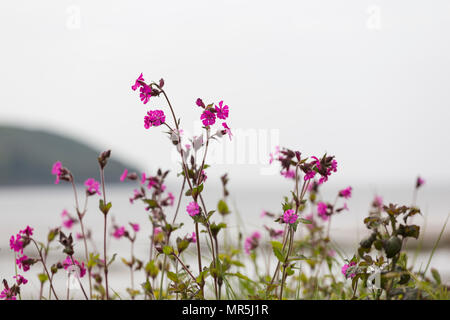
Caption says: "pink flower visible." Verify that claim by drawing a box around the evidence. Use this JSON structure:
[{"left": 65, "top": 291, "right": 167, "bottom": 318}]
[
  {"left": 62, "top": 218, "right": 74, "bottom": 229},
  {"left": 120, "top": 169, "right": 128, "bottom": 182},
  {"left": 373, "top": 195, "right": 383, "bottom": 209},
  {"left": 281, "top": 169, "right": 295, "bottom": 179},
  {"left": 339, "top": 186, "right": 352, "bottom": 199},
  {"left": 168, "top": 192, "right": 175, "bottom": 206},
  {"left": 19, "top": 226, "right": 34, "bottom": 237},
  {"left": 9, "top": 234, "right": 23, "bottom": 253},
  {"left": 416, "top": 176, "right": 425, "bottom": 188},
  {"left": 84, "top": 178, "right": 101, "bottom": 196},
  {"left": 317, "top": 202, "right": 329, "bottom": 221},
  {"left": 283, "top": 209, "right": 298, "bottom": 224},
  {"left": 132, "top": 73, "right": 144, "bottom": 91},
  {"left": 52, "top": 161, "right": 62, "bottom": 184},
  {"left": 189, "top": 232, "right": 197, "bottom": 243},
  {"left": 196, "top": 98, "right": 205, "bottom": 108},
  {"left": 62, "top": 256, "right": 86, "bottom": 278},
  {"left": 13, "top": 274, "right": 28, "bottom": 285},
  {"left": 76, "top": 233, "right": 83, "bottom": 240},
  {"left": 269, "top": 146, "right": 280, "bottom": 164},
  {"left": 16, "top": 255, "right": 30, "bottom": 272},
  {"left": 144, "top": 110, "right": 165, "bottom": 128},
  {"left": 154, "top": 227, "right": 162, "bottom": 236},
  {"left": 61, "top": 210, "right": 75, "bottom": 229},
  {"left": 0, "top": 288, "right": 16, "bottom": 300},
  {"left": 131, "top": 223, "right": 140, "bottom": 232},
  {"left": 215, "top": 101, "right": 229, "bottom": 120},
  {"left": 304, "top": 170, "right": 316, "bottom": 181},
  {"left": 147, "top": 179, "right": 157, "bottom": 190},
  {"left": 113, "top": 226, "right": 126, "bottom": 239},
  {"left": 244, "top": 231, "right": 261, "bottom": 255},
  {"left": 186, "top": 202, "right": 200, "bottom": 217},
  {"left": 342, "top": 261, "right": 357, "bottom": 279},
  {"left": 141, "top": 172, "right": 147, "bottom": 184},
  {"left": 200, "top": 110, "right": 216, "bottom": 126},
  {"left": 222, "top": 122, "right": 232, "bottom": 140},
  {"left": 139, "top": 84, "right": 152, "bottom": 104},
  {"left": 260, "top": 210, "right": 267, "bottom": 218}
]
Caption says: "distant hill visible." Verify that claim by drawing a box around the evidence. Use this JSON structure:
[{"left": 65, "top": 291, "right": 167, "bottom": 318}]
[{"left": 0, "top": 125, "right": 138, "bottom": 185}]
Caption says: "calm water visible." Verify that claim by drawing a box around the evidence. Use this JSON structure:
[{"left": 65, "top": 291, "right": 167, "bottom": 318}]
[{"left": 1, "top": 183, "right": 449, "bottom": 298}]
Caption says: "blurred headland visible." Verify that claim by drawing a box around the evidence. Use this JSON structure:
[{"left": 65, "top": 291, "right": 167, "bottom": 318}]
[{"left": 0, "top": 125, "right": 137, "bottom": 185}]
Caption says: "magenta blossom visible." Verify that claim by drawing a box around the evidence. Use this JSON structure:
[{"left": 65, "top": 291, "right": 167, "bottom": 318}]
[
  {"left": 16, "top": 255, "right": 31, "bottom": 272},
  {"left": 51, "top": 161, "right": 62, "bottom": 184},
  {"left": 13, "top": 275, "right": 28, "bottom": 285},
  {"left": 342, "top": 261, "right": 357, "bottom": 279},
  {"left": 154, "top": 227, "right": 162, "bottom": 236},
  {"left": 189, "top": 232, "right": 197, "bottom": 243},
  {"left": 269, "top": 146, "right": 280, "bottom": 164},
  {"left": 141, "top": 172, "right": 147, "bottom": 184},
  {"left": 283, "top": 209, "right": 298, "bottom": 224},
  {"left": 244, "top": 231, "right": 261, "bottom": 255},
  {"left": 196, "top": 98, "right": 205, "bottom": 108},
  {"left": 339, "top": 186, "right": 352, "bottom": 199},
  {"left": 113, "top": 226, "right": 126, "bottom": 239},
  {"left": 416, "top": 176, "right": 425, "bottom": 188},
  {"left": 215, "top": 101, "right": 229, "bottom": 120},
  {"left": 84, "top": 178, "right": 101, "bottom": 196},
  {"left": 281, "top": 169, "right": 295, "bottom": 179},
  {"left": 0, "top": 287, "right": 16, "bottom": 300},
  {"left": 62, "top": 215, "right": 75, "bottom": 229},
  {"left": 9, "top": 234, "right": 23, "bottom": 253},
  {"left": 144, "top": 110, "right": 166, "bottom": 128},
  {"left": 132, "top": 73, "right": 144, "bottom": 91},
  {"left": 120, "top": 169, "right": 128, "bottom": 182},
  {"left": 222, "top": 122, "right": 232, "bottom": 140},
  {"left": 200, "top": 110, "right": 216, "bottom": 126},
  {"left": 131, "top": 223, "right": 140, "bottom": 232},
  {"left": 62, "top": 256, "right": 86, "bottom": 278},
  {"left": 186, "top": 202, "right": 200, "bottom": 217},
  {"left": 373, "top": 195, "right": 383, "bottom": 209},
  {"left": 168, "top": 192, "right": 175, "bottom": 206},
  {"left": 20, "top": 226, "right": 33, "bottom": 237},
  {"left": 304, "top": 170, "right": 316, "bottom": 181},
  {"left": 317, "top": 202, "right": 329, "bottom": 221},
  {"left": 139, "top": 84, "right": 152, "bottom": 104}
]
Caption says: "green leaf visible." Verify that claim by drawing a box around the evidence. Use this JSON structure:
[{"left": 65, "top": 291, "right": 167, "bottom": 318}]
[
  {"left": 167, "top": 271, "right": 178, "bottom": 283},
  {"left": 298, "top": 218, "right": 312, "bottom": 224},
  {"left": 99, "top": 199, "right": 112, "bottom": 215},
  {"left": 162, "top": 246, "right": 174, "bottom": 256},
  {"left": 107, "top": 253, "right": 117, "bottom": 267},
  {"left": 431, "top": 268, "right": 441, "bottom": 285},
  {"left": 217, "top": 200, "right": 230, "bottom": 215},
  {"left": 143, "top": 199, "right": 158, "bottom": 209},
  {"left": 271, "top": 241, "right": 285, "bottom": 262},
  {"left": 210, "top": 222, "right": 227, "bottom": 238},
  {"left": 38, "top": 273, "right": 48, "bottom": 283},
  {"left": 384, "top": 236, "right": 402, "bottom": 258},
  {"left": 145, "top": 260, "right": 159, "bottom": 279},
  {"left": 288, "top": 255, "right": 308, "bottom": 262}
]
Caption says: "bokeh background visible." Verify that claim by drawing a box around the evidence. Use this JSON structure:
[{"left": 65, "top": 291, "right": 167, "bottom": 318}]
[{"left": 0, "top": 0, "right": 449, "bottom": 296}]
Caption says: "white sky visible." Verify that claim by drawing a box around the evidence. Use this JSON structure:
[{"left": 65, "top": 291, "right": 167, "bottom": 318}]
[{"left": 1, "top": 0, "right": 449, "bottom": 188}]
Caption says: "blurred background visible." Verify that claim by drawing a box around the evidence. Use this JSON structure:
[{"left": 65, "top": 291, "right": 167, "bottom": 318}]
[{"left": 0, "top": 0, "right": 449, "bottom": 295}]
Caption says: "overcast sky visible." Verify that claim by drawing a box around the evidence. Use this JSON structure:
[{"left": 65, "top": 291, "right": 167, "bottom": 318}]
[{"left": 1, "top": 0, "right": 449, "bottom": 188}]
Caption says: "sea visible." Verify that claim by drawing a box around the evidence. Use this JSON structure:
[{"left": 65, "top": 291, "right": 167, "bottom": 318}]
[{"left": 0, "top": 183, "right": 449, "bottom": 299}]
